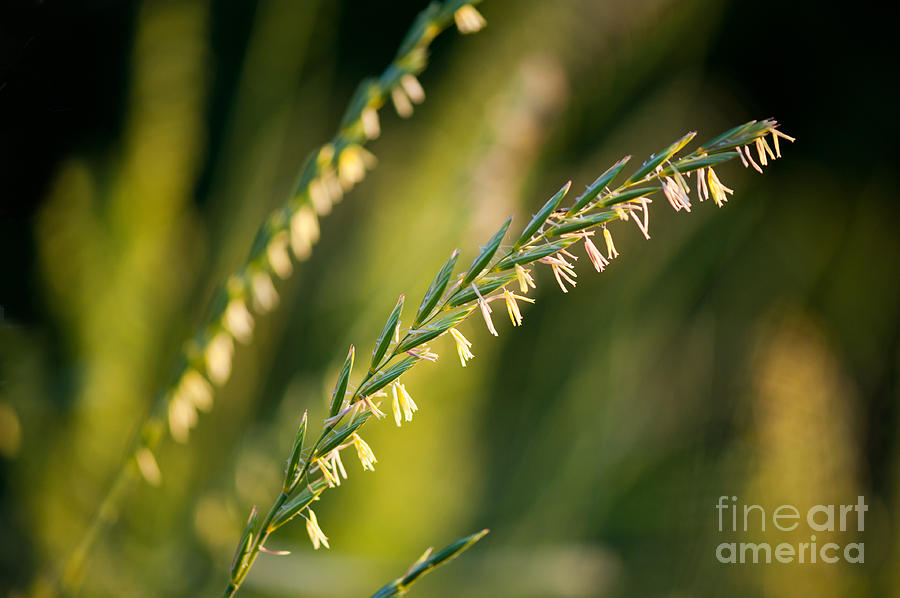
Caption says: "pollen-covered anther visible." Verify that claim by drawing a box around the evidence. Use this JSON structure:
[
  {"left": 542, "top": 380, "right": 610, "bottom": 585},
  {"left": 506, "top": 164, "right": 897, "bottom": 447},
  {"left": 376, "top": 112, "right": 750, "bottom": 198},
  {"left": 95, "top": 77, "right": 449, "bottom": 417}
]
[
  {"left": 361, "top": 395, "right": 386, "bottom": 419},
  {"left": 449, "top": 327, "right": 474, "bottom": 367},
  {"left": 696, "top": 168, "right": 709, "bottom": 201},
  {"left": 503, "top": 288, "right": 534, "bottom": 326},
  {"left": 602, "top": 225, "right": 619, "bottom": 259},
  {"left": 514, "top": 264, "right": 536, "bottom": 293},
  {"left": 316, "top": 457, "right": 339, "bottom": 488},
  {"left": 771, "top": 128, "right": 795, "bottom": 158},
  {"left": 328, "top": 449, "right": 347, "bottom": 484},
  {"left": 706, "top": 167, "right": 734, "bottom": 208},
  {"left": 756, "top": 136, "right": 775, "bottom": 166},
  {"left": 628, "top": 198, "right": 652, "bottom": 240},
  {"left": 743, "top": 145, "right": 764, "bottom": 173},
  {"left": 391, "top": 381, "right": 418, "bottom": 426},
  {"left": 578, "top": 231, "right": 608, "bottom": 272},
  {"left": 408, "top": 347, "right": 439, "bottom": 362},
  {"left": 351, "top": 433, "right": 377, "bottom": 471},
  {"left": 304, "top": 509, "right": 329, "bottom": 550},
  {"left": 662, "top": 177, "right": 691, "bottom": 212},
  {"left": 472, "top": 283, "right": 499, "bottom": 336},
  {"left": 540, "top": 254, "right": 577, "bottom": 293}
]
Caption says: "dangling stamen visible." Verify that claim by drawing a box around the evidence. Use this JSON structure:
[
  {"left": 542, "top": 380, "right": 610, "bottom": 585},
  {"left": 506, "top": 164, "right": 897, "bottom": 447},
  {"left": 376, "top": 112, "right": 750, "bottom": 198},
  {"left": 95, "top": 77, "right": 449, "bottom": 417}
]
[
  {"left": 696, "top": 167, "right": 709, "bottom": 201},
  {"left": 472, "top": 283, "right": 498, "bottom": 336},
  {"left": 514, "top": 264, "right": 536, "bottom": 294},
  {"left": 583, "top": 232, "right": 609, "bottom": 272},
  {"left": 743, "top": 145, "right": 763, "bottom": 173},
  {"left": 449, "top": 327, "right": 475, "bottom": 367},
  {"left": 603, "top": 225, "right": 619, "bottom": 259}
]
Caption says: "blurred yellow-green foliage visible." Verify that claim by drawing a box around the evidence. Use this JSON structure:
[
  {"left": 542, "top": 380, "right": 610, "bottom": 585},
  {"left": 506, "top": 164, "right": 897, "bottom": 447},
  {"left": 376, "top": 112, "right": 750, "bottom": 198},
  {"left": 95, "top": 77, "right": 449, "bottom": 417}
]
[{"left": 1, "top": 1, "right": 898, "bottom": 596}]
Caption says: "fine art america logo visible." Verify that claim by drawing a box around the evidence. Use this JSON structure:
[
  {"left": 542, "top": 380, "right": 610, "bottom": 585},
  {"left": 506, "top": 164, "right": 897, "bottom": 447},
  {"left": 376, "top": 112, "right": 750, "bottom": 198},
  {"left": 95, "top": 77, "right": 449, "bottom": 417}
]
[{"left": 715, "top": 496, "right": 866, "bottom": 564}]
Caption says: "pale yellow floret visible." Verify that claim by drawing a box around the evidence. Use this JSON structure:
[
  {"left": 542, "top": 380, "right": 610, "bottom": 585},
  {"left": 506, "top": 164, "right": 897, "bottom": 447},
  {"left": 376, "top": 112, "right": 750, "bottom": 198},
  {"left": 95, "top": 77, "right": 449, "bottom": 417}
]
[
  {"left": 603, "top": 226, "right": 619, "bottom": 259},
  {"left": 362, "top": 395, "right": 386, "bottom": 419},
  {"left": 168, "top": 393, "right": 196, "bottom": 443},
  {"left": 391, "top": 86, "right": 414, "bottom": 118},
  {"left": 628, "top": 198, "right": 652, "bottom": 240},
  {"left": 662, "top": 177, "right": 691, "bottom": 212},
  {"left": 540, "top": 254, "right": 577, "bottom": 293},
  {"left": 180, "top": 368, "right": 213, "bottom": 412},
  {"left": 267, "top": 232, "right": 293, "bottom": 279},
  {"left": 400, "top": 74, "right": 425, "bottom": 104},
  {"left": 514, "top": 264, "right": 536, "bottom": 293},
  {"left": 361, "top": 106, "right": 381, "bottom": 139},
  {"left": 449, "top": 327, "right": 474, "bottom": 367},
  {"left": 290, "top": 205, "right": 319, "bottom": 259},
  {"left": 706, "top": 167, "right": 734, "bottom": 208},
  {"left": 329, "top": 449, "right": 347, "bottom": 483},
  {"left": 205, "top": 332, "right": 234, "bottom": 386},
  {"left": 224, "top": 298, "right": 254, "bottom": 344},
  {"left": 391, "top": 381, "right": 418, "bottom": 426},
  {"left": 135, "top": 448, "right": 162, "bottom": 487},
  {"left": 471, "top": 283, "right": 498, "bottom": 336},
  {"left": 309, "top": 178, "right": 331, "bottom": 215},
  {"left": 251, "top": 271, "right": 279, "bottom": 313},
  {"left": 352, "top": 433, "right": 377, "bottom": 471},
  {"left": 316, "top": 457, "right": 339, "bottom": 488},
  {"left": 503, "top": 288, "right": 535, "bottom": 326},
  {"left": 337, "top": 145, "right": 377, "bottom": 190},
  {"left": 305, "top": 509, "right": 329, "bottom": 550},
  {"left": 696, "top": 167, "right": 709, "bottom": 201},
  {"left": 454, "top": 4, "right": 487, "bottom": 33},
  {"left": 743, "top": 145, "right": 763, "bottom": 173},
  {"left": 583, "top": 233, "right": 608, "bottom": 272}
]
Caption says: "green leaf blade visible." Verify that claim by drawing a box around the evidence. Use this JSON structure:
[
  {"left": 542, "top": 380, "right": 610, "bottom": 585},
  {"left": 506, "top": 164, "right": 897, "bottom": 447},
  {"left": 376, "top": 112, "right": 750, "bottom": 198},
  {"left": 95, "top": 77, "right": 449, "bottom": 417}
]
[
  {"left": 358, "top": 356, "right": 419, "bottom": 397},
  {"left": 448, "top": 272, "right": 518, "bottom": 307},
  {"left": 462, "top": 216, "right": 513, "bottom": 286},
  {"left": 515, "top": 181, "right": 571, "bottom": 248},
  {"left": 330, "top": 346, "right": 355, "bottom": 417},
  {"left": 283, "top": 411, "right": 309, "bottom": 492},
  {"left": 627, "top": 131, "right": 696, "bottom": 183},
  {"left": 269, "top": 478, "right": 329, "bottom": 532},
  {"left": 546, "top": 212, "right": 616, "bottom": 236},
  {"left": 566, "top": 156, "right": 632, "bottom": 215},
  {"left": 414, "top": 250, "right": 460, "bottom": 327},
  {"left": 399, "top": 308, "right": 475, "bottom": 353},
  {"left": 371, "top": 296, "right": 405, "bottom": 371}
]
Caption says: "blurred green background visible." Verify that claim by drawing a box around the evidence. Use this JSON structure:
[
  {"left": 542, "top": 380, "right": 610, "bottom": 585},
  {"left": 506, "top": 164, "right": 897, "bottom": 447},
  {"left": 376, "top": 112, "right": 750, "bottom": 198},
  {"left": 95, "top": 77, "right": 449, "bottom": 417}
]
[{"left": 1, "top": 0, "right": 898, "bottom": 596}]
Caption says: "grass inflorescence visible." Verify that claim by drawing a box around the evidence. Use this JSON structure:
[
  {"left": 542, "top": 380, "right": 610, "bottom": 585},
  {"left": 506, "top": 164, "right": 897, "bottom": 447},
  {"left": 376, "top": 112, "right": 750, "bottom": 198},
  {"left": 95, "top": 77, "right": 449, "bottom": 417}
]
[{"left": 222, "top": 118, "right": 793, "bottom": 594}]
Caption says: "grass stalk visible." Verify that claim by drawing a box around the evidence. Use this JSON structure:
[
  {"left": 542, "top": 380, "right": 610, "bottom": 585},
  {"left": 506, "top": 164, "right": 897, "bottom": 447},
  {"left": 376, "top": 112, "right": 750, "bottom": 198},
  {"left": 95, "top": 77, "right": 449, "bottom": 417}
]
[{"left": 222, "top": 118, "right": 792, "bottom": 594}]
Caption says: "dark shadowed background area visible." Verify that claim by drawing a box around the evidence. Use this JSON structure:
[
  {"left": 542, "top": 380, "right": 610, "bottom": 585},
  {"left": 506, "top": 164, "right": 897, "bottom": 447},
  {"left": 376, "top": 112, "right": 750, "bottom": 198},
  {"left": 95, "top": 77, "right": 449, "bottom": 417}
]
[{"left": 1, "top": 1, "right": 898, "bottom": 596}]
